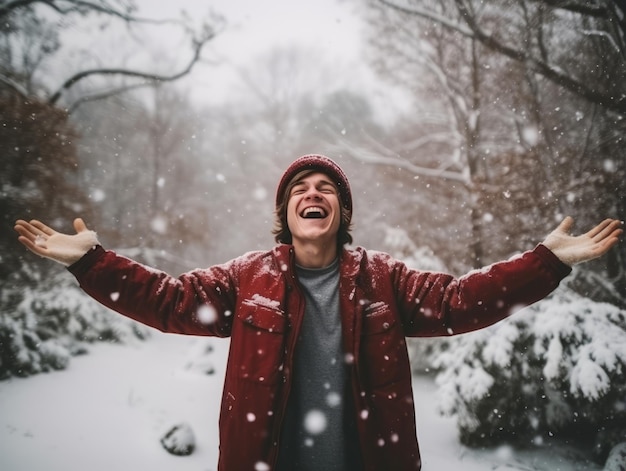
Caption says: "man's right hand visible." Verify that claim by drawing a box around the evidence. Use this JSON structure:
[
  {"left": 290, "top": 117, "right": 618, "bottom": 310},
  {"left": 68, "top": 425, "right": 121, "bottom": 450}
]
[{"left": 14, "top": 218, "right": 100, "bottom": 266}]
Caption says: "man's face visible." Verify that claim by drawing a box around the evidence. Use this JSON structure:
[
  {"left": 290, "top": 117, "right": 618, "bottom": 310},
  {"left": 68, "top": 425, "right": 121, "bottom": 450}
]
[{"left": 286, "top": 172, "right": 342, "bottom": 246}]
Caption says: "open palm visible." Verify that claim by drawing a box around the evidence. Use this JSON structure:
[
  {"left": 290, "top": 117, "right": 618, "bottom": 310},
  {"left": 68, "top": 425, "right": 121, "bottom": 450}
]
[
  {"left": 542, "top": 217, "right": 622, "bottom": 266},
  {"left": 14, "top": 218, "right": 99, "bottom": 266}
]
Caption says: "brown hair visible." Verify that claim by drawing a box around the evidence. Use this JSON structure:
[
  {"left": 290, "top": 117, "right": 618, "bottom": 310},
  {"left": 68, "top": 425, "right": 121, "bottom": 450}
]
[{"left": 272, "top": 169, "right": 353, "bottom": 246}]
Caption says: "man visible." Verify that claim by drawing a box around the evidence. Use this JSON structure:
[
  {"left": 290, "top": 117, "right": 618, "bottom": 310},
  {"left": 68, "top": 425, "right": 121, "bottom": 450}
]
[{"left": 14, "top": 154, "right": 622, "bottom": 470}]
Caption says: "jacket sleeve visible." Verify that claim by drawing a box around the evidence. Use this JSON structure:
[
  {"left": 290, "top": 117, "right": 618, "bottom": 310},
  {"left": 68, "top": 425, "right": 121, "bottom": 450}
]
[
  {"left": 67, "top": 245, "right": 236, "bottom": 336},
  {"left": 393, "top": 244, "right": 572, "bottom": 337}
]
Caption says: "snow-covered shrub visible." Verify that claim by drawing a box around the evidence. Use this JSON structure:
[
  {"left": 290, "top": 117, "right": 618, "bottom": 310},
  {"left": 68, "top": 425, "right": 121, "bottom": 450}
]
[
  {"left": 0, "top": 273, "right": 149, "bottom": 380},
  {"left": 38, "top": 339, "right": 72, "bottom": 370},
  {"left": 433, "top": 289, "right": 626, "bottom": 462}
]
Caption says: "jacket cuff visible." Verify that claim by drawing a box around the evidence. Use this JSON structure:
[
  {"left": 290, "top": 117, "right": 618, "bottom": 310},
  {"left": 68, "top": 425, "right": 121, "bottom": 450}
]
[
  {"left": 534, "top": 243, "right": 572, "bottom": 279},
  {"left": 67, "top": 245, "right": 106, "bottom": 277}
]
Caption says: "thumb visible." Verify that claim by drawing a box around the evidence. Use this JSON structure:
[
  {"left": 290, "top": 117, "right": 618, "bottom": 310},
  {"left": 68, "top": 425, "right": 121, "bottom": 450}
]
[
  {"left": 556, "top": 216, "right": 574, "bottom": 234},
  {"left": 73, "top": 218, "right": 89, "bottom": 233}
]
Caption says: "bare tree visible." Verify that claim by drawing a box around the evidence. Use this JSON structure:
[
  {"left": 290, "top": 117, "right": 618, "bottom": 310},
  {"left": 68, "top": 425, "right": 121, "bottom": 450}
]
[
  {"left": 360, "top": 0, "right": 625, "bottom": 294},
  {"left": 378, "top": 0, "right": 626, "bottom": 115},
  {"left": 0, "top": 0, "right": 221, "bottom": 112}
]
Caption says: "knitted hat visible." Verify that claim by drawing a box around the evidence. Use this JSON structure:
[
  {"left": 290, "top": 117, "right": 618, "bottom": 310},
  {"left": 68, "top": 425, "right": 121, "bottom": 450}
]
[{"left": 275, "top": 154, "right": 352, "bottom": 213}]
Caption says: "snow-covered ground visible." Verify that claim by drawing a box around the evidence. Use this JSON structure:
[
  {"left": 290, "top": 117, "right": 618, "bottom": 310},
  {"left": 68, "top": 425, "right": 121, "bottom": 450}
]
[{"left": 0, "top": 332, "right": 601, "bottom": 471}]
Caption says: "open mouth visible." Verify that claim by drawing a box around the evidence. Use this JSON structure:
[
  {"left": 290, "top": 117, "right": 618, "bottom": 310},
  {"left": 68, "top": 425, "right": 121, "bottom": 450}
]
[{"left": 301, "top": 206, "right": 327, "bottom": 219}]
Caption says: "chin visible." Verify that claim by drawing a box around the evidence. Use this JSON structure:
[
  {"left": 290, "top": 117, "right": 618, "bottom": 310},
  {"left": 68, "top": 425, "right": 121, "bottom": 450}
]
[{"left": 295, "top": 229, "right": 337, "bottom": 244}]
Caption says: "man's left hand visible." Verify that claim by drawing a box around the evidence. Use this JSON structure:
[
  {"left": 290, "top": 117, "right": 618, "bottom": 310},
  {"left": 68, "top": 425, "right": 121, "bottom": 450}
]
[{"left": 542, "top": 217, "right": 623, "bottom": 266}]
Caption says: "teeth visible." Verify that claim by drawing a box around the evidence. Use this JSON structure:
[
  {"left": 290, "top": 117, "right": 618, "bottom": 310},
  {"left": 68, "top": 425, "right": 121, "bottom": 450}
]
[{"left": 302, "top": 207, "right": 326, "bottom": 218}]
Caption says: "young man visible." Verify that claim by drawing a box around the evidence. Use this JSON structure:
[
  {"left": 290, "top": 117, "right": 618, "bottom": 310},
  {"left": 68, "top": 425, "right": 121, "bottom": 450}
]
[{"left": 14, "top": 154, "right": 622, "bottom": 470}]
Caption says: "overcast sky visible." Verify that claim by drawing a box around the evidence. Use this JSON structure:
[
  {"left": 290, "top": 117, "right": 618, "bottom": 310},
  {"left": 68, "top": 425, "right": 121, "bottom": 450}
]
[
  {"left": 131, "top": 0, "right": 373, "bottom": 104},
  {"left": 50, "top": 0, "right": 412, "bottom": 121}
]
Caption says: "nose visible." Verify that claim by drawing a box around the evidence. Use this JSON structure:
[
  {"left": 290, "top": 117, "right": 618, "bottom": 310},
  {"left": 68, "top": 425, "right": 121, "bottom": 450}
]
[{"left": 304, "top": 187, "right": 322, "bottom": 200}]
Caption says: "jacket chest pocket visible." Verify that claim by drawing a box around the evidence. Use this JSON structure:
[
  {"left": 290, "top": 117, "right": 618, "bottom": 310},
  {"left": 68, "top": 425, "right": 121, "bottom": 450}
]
[
  {"left": 360, "top": 302, "right": 408, "bottom": 388},
  {"left": 233, "top": 300, "right": 288, "bottom": 385}
]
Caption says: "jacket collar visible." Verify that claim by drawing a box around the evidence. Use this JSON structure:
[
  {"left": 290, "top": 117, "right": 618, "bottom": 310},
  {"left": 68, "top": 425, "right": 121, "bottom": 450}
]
[{"left": 271, "top": 244, "right": 363, "bottom": 277}]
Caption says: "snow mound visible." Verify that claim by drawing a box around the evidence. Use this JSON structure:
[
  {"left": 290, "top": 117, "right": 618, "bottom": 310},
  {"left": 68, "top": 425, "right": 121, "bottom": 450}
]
[{"left": 160, "top": 423, "right": 196, "bottom": 456}]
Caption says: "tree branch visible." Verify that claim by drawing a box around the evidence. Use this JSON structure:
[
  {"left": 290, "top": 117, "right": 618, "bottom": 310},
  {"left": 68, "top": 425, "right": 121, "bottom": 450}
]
[
  {"left": 48, "top": 30, "right": 214, "bottom": 106},
  {"left": 324, "top": 125, "right": 469, "bottom": 184},
  {"left": 65, "top": 82, "right": 148, "bottom": 113},
  {"left": 342, "top": 145, "right": 470, "bottom": 183},
  {"left": 377, "top": 0, "right": 626, "bottom": 115},
  {"left": 533, "top": 0, "right": 610, "bottom": 18},
  {"left": 0, "top": 0, "right": 176, "bottom": 25},
  {"left": 0, "top": 74, "right": 30, "bottom": 98},
  {"left": 379, "top": 0, "right": 473, "bottom": 37},
  {"left": 452, "top": 0, "right": 626, "bottom": 115}
]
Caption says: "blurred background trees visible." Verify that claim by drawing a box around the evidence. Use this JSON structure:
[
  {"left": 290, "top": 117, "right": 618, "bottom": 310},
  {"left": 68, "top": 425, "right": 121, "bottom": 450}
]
[{"left": 361, "top": 0, "right": 625, "bottom": 288}]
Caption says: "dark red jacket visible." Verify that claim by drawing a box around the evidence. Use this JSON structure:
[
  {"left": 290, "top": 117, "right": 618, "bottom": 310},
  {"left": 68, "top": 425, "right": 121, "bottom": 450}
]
[{"left": 69, "top": 243, "right": 570, "bottom": 470}]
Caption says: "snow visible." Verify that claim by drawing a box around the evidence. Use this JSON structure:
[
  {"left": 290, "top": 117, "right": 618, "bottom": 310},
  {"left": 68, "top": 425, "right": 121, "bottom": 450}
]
[
  {"left": 248, "top": 293, "right": 281, "bottom": 310},
  {"left": 0, "top": 332, "right": 603, "bottom": 471},
  {"left": 197, "top": 304, "right": 218, "bottom": 325},
  {"left": 304, "top": 409, "right": 327, "bottom": 435},
  {"left": 0, "top": 334, "right": 226, "bottom": 471},
  {"left": 34, "top": 234, "right": 47, "bottom": 247}
]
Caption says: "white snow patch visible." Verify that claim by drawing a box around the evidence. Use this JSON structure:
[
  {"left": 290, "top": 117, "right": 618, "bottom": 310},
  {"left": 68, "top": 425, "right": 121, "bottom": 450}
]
[
  {"left": 249, "top": 294, "right": 281, "bottom": 310},
  {"left": 303, "top": 409, "right": 327, "bottom": 435},
  {"left": 522, "top": 125, "right": 540, "bottom": 146},
  {"left": 326, "top": 391, "right": 341, "bottom": 407},
  {"left": 35, "top": 234, "right": 47, "bottom": 247},
  {"left": 90, "top": 188, "right": 106, "bottom": 202},
  {"left": 197, "top": 304, "right": 217, "bottom": 325},
  {"left": 150, "top": 215, "right": 168, "bottom": 235},
  {"left": 0, "top": 331, "right": 603, "bottom": 471},
  {"left": 253, "top": 186, "right": 268, "bottom": 201}
]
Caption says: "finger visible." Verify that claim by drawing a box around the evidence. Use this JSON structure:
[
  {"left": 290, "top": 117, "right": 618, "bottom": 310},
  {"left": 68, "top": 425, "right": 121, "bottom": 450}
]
[
  {"left": 14, "top": 221, "right": 40, "bottom": 242},
  {"left": 593, "top": 234, "right": 620, "bottom": 256},
  {"left": 17, "top": 235, "right": 48, "bottom": 256},
  {"left": 30, "top": 219, "right": 56, "bottom": 236},
  {"left": 15, "top": 219, "right": 30, "bottom": 228},
  {"left": 73, "top": 218, "right": 88, "bottom": 233},
  {"left": 585, "top": 218, "right": 612, "bottom": 238},
  {"left": 590, "top": 219, "right": 623, "bottom": 241}
]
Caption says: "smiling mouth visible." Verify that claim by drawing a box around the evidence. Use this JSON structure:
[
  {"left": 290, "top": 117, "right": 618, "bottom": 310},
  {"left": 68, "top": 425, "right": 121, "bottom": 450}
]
[{"left": 301, "top": 207, "right": 327, "bottom": 219}]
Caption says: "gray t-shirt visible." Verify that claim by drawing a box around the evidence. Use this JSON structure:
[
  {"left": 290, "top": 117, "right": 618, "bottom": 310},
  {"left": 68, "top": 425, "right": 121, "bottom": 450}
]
[{"left": 276, "top": 258, "right": 362, "bottom": 470}]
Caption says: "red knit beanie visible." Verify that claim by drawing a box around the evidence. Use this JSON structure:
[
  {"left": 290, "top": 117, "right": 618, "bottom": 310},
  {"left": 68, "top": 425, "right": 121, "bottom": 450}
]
[{"left": 275, "top": 154, "right": 352, "bottom": 213}]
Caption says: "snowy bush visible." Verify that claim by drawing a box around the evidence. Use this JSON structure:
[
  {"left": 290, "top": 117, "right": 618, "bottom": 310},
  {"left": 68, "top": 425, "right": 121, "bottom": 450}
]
[
  {"left": 433, "top": 289, "right": 626, "bottom": 462},
  {"left": 0, "top": 273, "right": 149, "bottom": 380}
]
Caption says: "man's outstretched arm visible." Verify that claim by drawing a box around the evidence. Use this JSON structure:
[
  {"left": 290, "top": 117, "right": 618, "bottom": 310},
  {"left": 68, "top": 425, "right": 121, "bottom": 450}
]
[
  {"left": 541, "top": 217, "right": 623, "bottom": 266},
  {"left": 14, "top": 218, "right": 100, "bottom": 266},
  {"left": 15, "top": 216, "right": 622, "bottom": 267}
]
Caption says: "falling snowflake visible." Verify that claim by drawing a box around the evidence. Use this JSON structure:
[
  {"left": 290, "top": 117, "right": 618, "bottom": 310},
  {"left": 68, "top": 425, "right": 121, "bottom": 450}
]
[{"left": 304, "top": 409, "right": 327, "bottom": 435}]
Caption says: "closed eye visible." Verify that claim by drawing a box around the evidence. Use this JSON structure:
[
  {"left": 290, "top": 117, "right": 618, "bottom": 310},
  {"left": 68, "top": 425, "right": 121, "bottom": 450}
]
[{"left": 318, "top": 183, "right": 337, "bottom": 194}]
